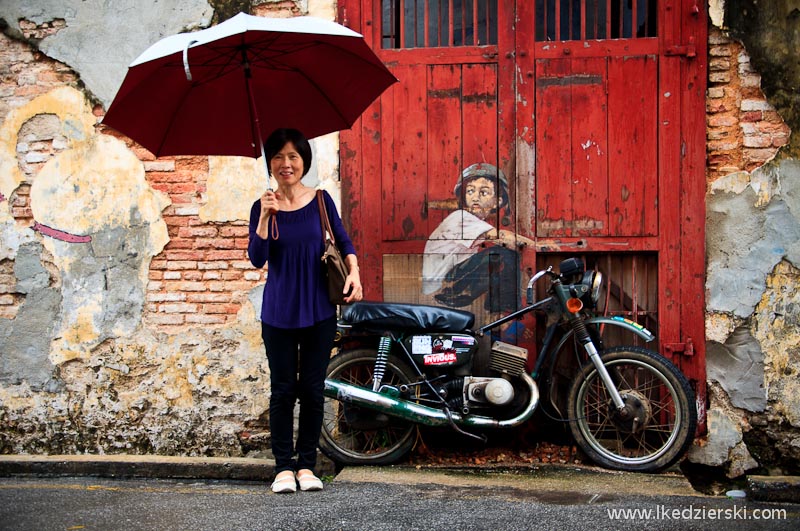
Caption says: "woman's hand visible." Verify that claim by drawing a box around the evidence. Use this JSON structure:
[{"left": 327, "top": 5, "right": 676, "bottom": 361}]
[
  {"left": 256, "top": 190, "right": 280, "bottom": 239},
  {"left": 261, "top": 190, "right": 280, "bottom": 217},
  {"left": 343, "top": 256, "right": 363, "bottom": 303}
]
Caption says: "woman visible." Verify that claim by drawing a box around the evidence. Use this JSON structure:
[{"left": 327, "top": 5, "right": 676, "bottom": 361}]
[{"left": 248, "top": 128, "right": 362, "bottom": 493}]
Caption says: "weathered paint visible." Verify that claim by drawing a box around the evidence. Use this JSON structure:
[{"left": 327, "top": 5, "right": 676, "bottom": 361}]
[{"left": 0, "top": 86, "right": 95, "bottom": 201}]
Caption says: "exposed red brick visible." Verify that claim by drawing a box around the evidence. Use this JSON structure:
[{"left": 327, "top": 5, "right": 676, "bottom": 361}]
[
  {"left": 178, "top": 227, "right": 218, "bottom": 238},
  {"left": 206, "top": 250, "right": 246, "bottom": 261},
  {"left": 203, "top": 303, "right": 242, "bottom": 314},
  {"left": 706, "top": 27, "right": 789, "bottom": 183}
]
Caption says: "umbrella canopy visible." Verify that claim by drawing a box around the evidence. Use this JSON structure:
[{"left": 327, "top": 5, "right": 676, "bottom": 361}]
[{"left": 103, "top": 13, "right": 397, "bottom": 158}]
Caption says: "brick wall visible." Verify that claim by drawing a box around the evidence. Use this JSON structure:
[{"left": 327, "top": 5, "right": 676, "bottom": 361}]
[
  {"left": 707, "top": 27, "right": 790, "bottom": 182},
  {"left": 97, "top": 130, "right": 268, "bottom": 333},
  {"left": 142, "top": 154, "right": 266, "bottom": 332}
]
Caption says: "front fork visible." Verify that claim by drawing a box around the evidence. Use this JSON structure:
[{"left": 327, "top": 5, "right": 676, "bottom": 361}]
[
  {"left": 583, "top": 340, "right": 626, "bottom": 410},
  {"left": 571, "top": 315, "right": 626, "bottom": 410}
]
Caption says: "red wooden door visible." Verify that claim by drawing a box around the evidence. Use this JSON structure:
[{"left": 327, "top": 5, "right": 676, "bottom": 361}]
[
  {"left": 339, "top": 0, "right": 519, "bottom": 328},
  {"left": 339, "top": 1, "right": 707, "bottom": 425}
]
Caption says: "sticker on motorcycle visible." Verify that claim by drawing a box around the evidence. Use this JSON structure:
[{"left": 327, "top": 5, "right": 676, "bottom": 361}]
[
  {"left": 411, "top": 335, "right": 432, "bottom": 354},
  {"left": 423, "top": 352, "right": 458, "bottom": 365},
  {"left": 611, "top": 315, "right": 647, "bottom": 331}
]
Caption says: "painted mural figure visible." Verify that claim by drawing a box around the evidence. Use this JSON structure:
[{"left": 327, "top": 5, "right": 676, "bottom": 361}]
[{"left": 422, "top": 163, "right": 532, "bottom": 340}]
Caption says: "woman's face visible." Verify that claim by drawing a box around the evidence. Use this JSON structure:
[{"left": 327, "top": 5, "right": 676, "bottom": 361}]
[
  {"left": 270, "top": 141, "right": 305, "bottom": 186},
  {"left": 464, "top": 176, "right": 497, "bottom": 220}
]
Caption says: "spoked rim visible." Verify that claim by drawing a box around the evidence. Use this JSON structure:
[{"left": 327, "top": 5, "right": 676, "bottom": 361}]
[
  {"left": 322, "top": 357, "right": 416, "bottom": 462},
  {"left": 574, "top": 358, "right": 683, "bottom": 466}
]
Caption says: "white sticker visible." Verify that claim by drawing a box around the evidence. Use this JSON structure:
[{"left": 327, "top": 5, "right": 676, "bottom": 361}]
[{"left": 411, "top": 335, "right": 432, "bottom": 355}]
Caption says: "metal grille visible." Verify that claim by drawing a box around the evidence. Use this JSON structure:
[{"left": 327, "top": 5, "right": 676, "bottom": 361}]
[
  {"left": 382, "top": 0, "right": 498, "bottom": 49},
  {"left": 535, "top": 252, "right": 659, "bottom": 347},
  {"left": 535, "top": 0, "right": 658, "bottom": 41},
  {"left": 490, "top": 341, "right": 529, "bottom": 375}
]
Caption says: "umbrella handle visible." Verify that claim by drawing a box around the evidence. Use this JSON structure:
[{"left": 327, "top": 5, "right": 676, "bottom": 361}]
[{"left": 183, "top": 40, "right": 198, "bottom": 81}]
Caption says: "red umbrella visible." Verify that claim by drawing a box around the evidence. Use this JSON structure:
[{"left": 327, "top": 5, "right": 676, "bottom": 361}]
[{"left": 103, "top": 13, "right": 396, "bottom": 168}]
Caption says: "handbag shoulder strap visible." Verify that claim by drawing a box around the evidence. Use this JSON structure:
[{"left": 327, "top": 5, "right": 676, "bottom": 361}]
[{"left": 316, "top": 190, "right": 335, "bottom": 244}]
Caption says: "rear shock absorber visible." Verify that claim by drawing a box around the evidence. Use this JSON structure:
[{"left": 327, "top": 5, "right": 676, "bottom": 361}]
[{"left": 372, "top": 334, "right": 391, "bottom": 392}]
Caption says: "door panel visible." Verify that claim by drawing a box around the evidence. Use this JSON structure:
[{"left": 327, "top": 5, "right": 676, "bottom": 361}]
[
  {"left": 535, "top": 55, "right": 657, "bottom": 238},
  {"left": 607, "top": 55, "right": 658, "bottom": 236},
  {"left": 380, "top": 63, "right": 501, "bottom": 244},
  {"left": 536, "top": 57, "right": 610, "bottom": 237},
  {"left": 382, "top": 64, "right": 428, "bottom": 242}
]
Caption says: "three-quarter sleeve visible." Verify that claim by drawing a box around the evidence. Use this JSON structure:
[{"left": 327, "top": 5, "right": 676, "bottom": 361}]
[{"left": 247, "top": 199, "right": 269, "bottom": 268}]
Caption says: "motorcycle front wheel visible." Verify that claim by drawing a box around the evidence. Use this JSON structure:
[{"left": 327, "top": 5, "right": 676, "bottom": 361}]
[
  {"left": 567, "top": 346, "right": 697, "bottom": 472},
  {"left": 320, "top": 348, "right": 418, "bottom": 465}
]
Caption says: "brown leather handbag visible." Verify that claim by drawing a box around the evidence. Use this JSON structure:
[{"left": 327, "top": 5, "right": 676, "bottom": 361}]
[{"left": 317, "top": 190, "right": 350, "bottom": 305}]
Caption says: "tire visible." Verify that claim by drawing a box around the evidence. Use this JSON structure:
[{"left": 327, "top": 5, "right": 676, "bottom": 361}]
[
  {"left": 320, "top": 348, "right": 418, "bottom": 465},
  {"left": 567, "top": 346, "right": 697, "bottom": 472}
]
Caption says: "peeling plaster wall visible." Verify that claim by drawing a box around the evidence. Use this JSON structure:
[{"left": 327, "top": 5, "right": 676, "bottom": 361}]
[
  {"left": 693, "top": 0, "right": 800, "bottom": 476},
  {"left": 0, "top": 0, "right": 339, "bottom": 456},
  {"left": 1, "top": 0, "right": 214, "bottom": 107}
]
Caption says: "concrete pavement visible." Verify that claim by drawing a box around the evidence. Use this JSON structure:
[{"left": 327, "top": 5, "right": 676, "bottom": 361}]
[{"left": 0, "top": 454, "right": 797, "bottom": 503}]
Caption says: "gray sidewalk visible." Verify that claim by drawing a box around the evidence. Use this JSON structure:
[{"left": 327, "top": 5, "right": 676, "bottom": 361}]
[{"left": 0, "top": 454, "right": 797, "bottom": 503}]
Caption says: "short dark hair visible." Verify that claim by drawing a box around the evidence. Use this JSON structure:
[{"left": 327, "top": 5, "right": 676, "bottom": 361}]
[{"left": 264, "top": 128, "right": 313, "bottom": 176}]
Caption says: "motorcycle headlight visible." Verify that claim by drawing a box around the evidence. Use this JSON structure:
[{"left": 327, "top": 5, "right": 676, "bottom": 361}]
[
  {"left": 580, "top": 270, "right": 603, "bottom": 308},
  {"left": 591, "top": 271, "right": 603, "bottom": 304}
]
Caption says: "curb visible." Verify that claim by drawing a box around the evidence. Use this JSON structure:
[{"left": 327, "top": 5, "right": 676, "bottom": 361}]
[
  {"left": 747, "top": 475, "right": 800, "bottom": 503},
  {"left": 0, "top": 455, "right": 276, "bottom": 481}
]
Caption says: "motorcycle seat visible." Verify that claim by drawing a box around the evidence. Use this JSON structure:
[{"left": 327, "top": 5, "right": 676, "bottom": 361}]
[{"left": 341, "top": 301, "right": 475, "bottom": 333}]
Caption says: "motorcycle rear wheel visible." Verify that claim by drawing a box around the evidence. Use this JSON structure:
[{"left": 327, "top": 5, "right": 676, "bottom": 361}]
[
  {"left": 320, "top": 348, "right": 418, "bottom": 465},
  {"left": 567, "top": 346, "right": 697, "bottom": 472}
]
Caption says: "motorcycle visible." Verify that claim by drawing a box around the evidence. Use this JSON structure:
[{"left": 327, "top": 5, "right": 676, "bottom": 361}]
[{"left": 321, "top": 257, "right": 697, "bottom": 472}]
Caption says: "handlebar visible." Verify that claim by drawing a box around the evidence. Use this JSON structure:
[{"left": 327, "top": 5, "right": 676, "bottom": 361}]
[{"left": 525, "top": 266, "right": 556, "bottom": 305}]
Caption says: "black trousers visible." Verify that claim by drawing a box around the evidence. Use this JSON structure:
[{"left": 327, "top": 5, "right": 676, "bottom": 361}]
[{"left": 261, "top": 316, "right": 337, "bottom": 474}]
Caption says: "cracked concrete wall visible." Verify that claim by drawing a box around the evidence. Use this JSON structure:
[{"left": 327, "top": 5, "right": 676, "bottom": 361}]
[
  {"left": 0, "top": 1, "right": 337, "bottom": 456},
  {"left": 690, "top": 0, "right": 800, "bottom": 477}
]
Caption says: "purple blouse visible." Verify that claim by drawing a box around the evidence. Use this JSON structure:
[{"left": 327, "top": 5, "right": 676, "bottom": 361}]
[{"left": 248, "top": 190, "right": 356, "bottom": 328}]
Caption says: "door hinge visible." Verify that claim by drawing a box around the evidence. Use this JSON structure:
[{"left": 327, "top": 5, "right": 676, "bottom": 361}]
[
  {"left": 665, "top": 37, "right": 696, "bottom": 58},
  {"left": 664, "top": 337, "right": 694, "bottom": 357}
]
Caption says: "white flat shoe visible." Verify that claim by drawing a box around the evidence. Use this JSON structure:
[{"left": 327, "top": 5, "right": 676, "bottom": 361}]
[
  {"left": 271, "top": 470, "right": 297, "bottom": 493},
  {"left": 296, "top": 469, "right": 323, "bottom": 491}
]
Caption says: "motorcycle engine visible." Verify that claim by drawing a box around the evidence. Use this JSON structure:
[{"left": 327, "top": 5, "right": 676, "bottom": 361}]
[{"left": 464, "top": 376, "right": 515, "bottom": 406}]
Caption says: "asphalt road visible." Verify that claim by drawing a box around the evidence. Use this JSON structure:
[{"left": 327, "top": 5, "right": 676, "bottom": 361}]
[{"left": 1, "top": 466, "right": 798, "bottom": 531}]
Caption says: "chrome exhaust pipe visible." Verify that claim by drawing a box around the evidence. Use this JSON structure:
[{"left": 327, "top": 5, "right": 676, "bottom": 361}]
[{"left": 323, "top": 373, "right": 539, "bottom": 428}]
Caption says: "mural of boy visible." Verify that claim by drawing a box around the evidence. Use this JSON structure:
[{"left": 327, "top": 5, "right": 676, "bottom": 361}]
[{"left": 422, "top": 163, "right": 532, "bottom": 329}]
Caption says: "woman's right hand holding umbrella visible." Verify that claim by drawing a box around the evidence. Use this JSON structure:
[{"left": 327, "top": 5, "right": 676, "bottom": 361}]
[{"left": 256, "top": 190, "right": 280, "bottom": 239}]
